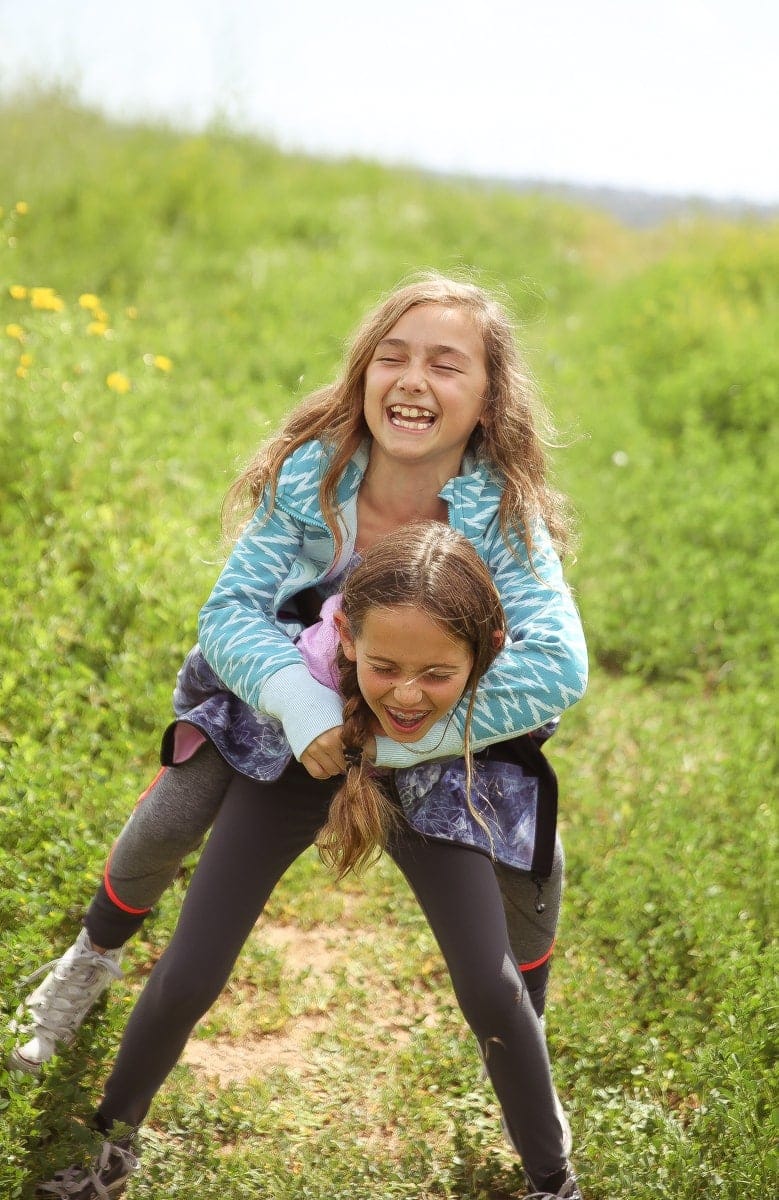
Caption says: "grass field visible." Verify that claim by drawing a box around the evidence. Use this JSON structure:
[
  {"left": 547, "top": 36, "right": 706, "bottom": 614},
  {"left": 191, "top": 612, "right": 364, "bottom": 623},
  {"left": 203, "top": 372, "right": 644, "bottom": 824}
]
[{"left": 1, "top": 93, "right": 776, "bottom": 1199}]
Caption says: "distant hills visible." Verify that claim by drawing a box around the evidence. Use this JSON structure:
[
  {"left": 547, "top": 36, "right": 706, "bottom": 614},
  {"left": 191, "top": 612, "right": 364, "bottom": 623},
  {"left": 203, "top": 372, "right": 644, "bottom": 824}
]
[
  {"left": 432, "top": 171, "right": 779, "bottom": 229},
  {"left": 510, "top": 179, "right": 778, "bottom": 228}
]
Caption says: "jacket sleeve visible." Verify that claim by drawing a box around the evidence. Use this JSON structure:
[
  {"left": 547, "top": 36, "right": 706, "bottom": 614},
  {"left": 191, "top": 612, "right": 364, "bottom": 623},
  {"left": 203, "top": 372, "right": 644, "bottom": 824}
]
[
  {"left": 373, "top": 518, "right": 588, "bottom": 768},
  {"left": 197, "top": 499, "right": 344, "bottom": 760}
]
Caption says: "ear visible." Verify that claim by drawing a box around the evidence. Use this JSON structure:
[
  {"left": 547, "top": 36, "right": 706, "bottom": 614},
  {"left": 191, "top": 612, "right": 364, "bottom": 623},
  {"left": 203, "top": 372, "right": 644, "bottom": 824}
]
[
  {"left": 491, "top": 627, "right": 506, "bottom": 652},
  {"left": 333, "top": 610, "right": 358, "bottom": 661}
]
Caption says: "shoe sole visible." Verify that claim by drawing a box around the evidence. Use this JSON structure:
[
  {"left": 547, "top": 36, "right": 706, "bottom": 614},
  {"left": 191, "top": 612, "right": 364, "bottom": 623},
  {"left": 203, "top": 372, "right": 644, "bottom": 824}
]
[
  {"left": 7, "top": 1046, "right": 45, "bottom": 1075},
  {"left": 34, "top": 1178, "right": 133, "bottom": 1199}
]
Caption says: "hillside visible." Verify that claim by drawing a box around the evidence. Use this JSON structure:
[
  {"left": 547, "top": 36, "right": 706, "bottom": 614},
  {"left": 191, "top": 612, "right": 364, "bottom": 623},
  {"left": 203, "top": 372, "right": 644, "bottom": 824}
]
[{"left": 1, "top": 96, "right": 776, "bottom": 1200}]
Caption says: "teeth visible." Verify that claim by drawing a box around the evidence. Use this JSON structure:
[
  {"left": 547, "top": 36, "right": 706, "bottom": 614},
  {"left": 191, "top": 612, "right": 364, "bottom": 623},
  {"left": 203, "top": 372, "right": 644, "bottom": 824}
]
[
  {"left": 389, "top": 405, "right": 434, "bottom": 419},
  {"left": 387, "top": 707, "right": 426, "bottom": 723}
]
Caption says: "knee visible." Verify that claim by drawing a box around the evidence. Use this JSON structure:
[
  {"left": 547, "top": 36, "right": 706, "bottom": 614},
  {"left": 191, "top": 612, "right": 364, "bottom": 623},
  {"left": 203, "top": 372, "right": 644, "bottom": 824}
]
[
  {"left": 110, "top": 817, "right": 205, "bottom": 879},
  {"left": 454, "top": 955, "right": 526, "bottom": 1038},
  {"left": 148, "top": 823, "right": 208, "bottom": 862},
  {"left": 148, "top": 954, "right": 224, "bottom": 1026}
]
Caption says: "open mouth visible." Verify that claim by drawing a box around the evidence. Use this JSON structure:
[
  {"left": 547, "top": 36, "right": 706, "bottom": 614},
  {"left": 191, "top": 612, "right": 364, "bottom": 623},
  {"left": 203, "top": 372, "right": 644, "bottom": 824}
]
[
  {"left": 387, "top": 404, "right": 436, "bottom": 431},
  {"left": 383, "top": 705, "right": 432, "bottom": 735}
]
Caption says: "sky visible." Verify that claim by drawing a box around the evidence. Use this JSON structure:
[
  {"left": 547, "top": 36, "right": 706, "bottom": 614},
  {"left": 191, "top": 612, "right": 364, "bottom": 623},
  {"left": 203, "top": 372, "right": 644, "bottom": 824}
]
[{"left": 0, "top": 0, "right": 777, "bottom": 204}]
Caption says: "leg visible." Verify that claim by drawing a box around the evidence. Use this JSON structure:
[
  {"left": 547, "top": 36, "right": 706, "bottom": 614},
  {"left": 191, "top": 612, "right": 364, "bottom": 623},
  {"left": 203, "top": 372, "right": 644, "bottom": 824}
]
[
  {"left": 495, "top": 836, "right": 564, "bottom": 1017},
  {"left": 9, "top": 744, "right": 233, "bottom": 1074},
  {"left": 97, "top": 761, "right": 334, "bottom": 1130},
  {"left": 494, "top": 840, "right": 573, "bottom": 1161},
  {"left": 388, "top": 829, "right": 569, "bottom": 1188},
  {"left": 86, "top": 742, "right": 233, "bottom": 948}
]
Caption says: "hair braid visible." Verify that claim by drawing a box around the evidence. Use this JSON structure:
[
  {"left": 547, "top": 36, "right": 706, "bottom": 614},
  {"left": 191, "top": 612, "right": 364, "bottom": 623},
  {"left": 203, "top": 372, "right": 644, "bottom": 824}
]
[{"left": 315, "top": 650, "right": 399, "bottom": 880}]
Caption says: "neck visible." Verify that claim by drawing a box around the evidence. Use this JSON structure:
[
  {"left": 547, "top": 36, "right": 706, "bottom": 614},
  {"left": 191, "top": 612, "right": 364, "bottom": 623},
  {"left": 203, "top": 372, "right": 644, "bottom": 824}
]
[{"left": 360, "top": 451, "right": 461, "bottom": 522}]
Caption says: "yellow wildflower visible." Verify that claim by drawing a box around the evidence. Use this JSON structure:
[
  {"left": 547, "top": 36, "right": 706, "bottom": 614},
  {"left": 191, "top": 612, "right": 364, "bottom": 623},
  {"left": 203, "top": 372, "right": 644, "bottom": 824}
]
[
  {"left": 87, "top": 321, "right": 109, "bottom": 337},
  {"left": 20, "top": 353, "right": 33, "bottom": 367},
  {"left": 16, "top": 365, "right": 28, "bottom": 379},
  {"left": 10, "top": 285, "right": 28, "bottom": 300},
  {"left": 5, "top": 323, "right": 25, "bottom": 340},
  {"left": 106, "top": 371, "right": 131, "bottom": 394},
  {"left": 79, "top": 293, "right": 101, "bottom": 311},
  {"left": 153, "top": 354, "right": 173, "bottom": 372},
  {"left": 30, "top": 287, "right": 65, "bottom": 312},
  {"left": 15, "top": 201, "right": 29, "bottom": 215}
]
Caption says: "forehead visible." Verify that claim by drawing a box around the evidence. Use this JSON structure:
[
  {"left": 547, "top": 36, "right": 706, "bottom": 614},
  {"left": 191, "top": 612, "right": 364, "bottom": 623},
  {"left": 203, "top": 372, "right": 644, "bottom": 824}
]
[
  {"left": 356, "top": 605, "right": 473, "bottom": 665},
  {"left": 380, "top": 304, "right": 485, "bottom": 361}
]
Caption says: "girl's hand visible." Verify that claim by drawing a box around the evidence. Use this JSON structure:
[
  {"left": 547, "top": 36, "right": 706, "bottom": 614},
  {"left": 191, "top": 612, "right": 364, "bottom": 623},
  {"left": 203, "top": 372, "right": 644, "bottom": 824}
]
[{"left": 300, "top": 726, "right": 347, "bottom": 779}]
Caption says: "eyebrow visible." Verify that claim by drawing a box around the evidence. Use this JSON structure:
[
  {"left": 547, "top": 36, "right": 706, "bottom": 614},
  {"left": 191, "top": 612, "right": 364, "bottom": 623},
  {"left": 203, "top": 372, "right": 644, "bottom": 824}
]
[{"left": 375, "top": 337, "right": 471, "bottom": 363}]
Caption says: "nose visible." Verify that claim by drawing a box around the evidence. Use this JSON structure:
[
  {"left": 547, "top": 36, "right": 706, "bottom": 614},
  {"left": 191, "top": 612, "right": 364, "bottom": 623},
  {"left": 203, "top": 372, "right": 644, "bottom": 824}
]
[
  {"left": 397, "top": 361, "right": 427, "bottom": 394},
  {"left": 393, "top": 677, "right": 424, "bottom": 704}
]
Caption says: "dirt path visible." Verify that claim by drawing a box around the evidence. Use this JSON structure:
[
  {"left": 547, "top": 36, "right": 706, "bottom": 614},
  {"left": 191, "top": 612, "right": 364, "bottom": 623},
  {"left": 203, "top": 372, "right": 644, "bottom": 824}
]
[{"left": 180, "top": 916, "right": 442, "bottom": 1086}]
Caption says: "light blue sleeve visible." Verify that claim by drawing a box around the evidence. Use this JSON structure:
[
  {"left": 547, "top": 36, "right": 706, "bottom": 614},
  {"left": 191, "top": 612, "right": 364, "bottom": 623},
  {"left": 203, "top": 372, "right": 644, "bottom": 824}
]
[{"left": 197, "top": 500, "right": 344, "bottom": 759}]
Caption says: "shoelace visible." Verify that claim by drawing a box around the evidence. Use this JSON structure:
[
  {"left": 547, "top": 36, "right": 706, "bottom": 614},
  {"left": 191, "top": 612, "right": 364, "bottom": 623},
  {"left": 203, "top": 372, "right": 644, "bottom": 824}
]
[
  {"left": 16, "top": 954, "right": 124, "bottom": 1037},
  {"left": 37, "top": 1141, "right": 139, "bottom": 1199},
  {"left": 19, "top": 950, "right": 124, "bottom": 993}
]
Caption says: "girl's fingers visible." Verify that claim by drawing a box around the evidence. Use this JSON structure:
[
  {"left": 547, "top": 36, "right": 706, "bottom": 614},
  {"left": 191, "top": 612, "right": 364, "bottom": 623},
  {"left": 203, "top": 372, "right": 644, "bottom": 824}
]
[
  {"left": 301, "top": 728, "right": 346, "bottom": 778},
  {"left": 300, "top": 747, "right": 343, "bottom": 779}
]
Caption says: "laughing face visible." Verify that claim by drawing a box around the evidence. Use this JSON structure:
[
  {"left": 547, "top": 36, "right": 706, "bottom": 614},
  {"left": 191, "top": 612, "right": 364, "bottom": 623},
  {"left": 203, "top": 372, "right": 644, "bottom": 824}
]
[
  {"left": 362, "top": 304, "right": 489, "bottom": 478},
  {"left": 334, "top": 604, "right": 475, "bottom": 743}
]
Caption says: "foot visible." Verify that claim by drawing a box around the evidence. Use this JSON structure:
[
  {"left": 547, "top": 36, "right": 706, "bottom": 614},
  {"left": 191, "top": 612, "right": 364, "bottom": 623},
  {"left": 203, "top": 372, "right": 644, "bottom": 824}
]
[
  {"left": 8, "top": 928, "right": 123, "bottom": 1074},
  {"left": 525, "top": 1163, "right": 583, "bottom": 1198},
  {"left": 36, "top": 1140, "right": 139, "bottom": 1198}
]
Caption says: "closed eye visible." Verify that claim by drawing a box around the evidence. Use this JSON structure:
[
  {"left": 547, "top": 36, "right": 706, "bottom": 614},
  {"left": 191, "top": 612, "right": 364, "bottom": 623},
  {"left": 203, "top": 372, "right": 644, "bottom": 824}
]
[{"left": 367, "top": 663, "right": 459, "bottom": 681}]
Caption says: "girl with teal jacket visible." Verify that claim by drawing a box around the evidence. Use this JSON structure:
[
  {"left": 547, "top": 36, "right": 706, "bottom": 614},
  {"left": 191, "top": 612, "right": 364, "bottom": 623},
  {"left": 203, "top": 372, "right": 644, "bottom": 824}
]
[{"left": 171, "top": 434, "right": 584, "bottom": 777}]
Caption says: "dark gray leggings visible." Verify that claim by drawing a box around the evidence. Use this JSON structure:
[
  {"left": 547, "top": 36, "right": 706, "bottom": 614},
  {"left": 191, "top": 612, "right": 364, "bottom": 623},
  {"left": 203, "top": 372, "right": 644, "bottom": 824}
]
[
  {"left": 86, "top": 744, "right": 562, "bottom": 1015},
  {"left": 97, "top": 759, "right": 568, "bottom": 1184}
]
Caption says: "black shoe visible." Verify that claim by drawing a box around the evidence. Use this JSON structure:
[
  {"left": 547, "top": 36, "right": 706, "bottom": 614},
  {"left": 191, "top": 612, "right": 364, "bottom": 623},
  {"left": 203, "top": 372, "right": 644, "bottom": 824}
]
[{"left": 36, "top": 1139, "right": 139, "bottom": 1198}]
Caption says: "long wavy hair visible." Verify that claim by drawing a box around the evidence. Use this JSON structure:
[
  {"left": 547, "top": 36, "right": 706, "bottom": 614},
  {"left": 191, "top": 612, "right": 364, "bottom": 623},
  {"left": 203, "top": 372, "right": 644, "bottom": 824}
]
[
  {"left": 222, "top": 272, "right": 571, "bottom": 557},
  {"left": 316, "top": 521, "right": 506, "bottom": 879}
]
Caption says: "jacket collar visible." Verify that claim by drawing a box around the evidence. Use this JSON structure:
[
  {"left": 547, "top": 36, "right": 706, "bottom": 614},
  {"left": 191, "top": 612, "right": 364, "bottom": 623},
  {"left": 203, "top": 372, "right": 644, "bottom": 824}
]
[{"left": 278, "top": 439, "right": 501, "bottom": 536}]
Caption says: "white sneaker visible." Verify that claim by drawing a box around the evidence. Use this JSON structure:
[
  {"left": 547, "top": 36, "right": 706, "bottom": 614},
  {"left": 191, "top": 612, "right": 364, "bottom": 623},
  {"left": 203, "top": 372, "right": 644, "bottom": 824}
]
[{"left": 8, "top": 928, "right": 123, "bottom": 1074}]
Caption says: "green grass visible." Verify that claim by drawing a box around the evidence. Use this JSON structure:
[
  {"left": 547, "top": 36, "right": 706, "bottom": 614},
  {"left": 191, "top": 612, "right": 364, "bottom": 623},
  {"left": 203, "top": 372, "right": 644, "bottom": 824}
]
[{"left": 1, "top": 93, "right": 776, "bottom": 1199}]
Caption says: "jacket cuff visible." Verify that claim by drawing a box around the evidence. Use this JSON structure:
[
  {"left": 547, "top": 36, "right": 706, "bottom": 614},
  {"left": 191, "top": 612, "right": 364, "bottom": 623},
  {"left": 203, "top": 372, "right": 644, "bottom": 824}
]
[
  {"left": 258, "top": 664, "right": 344, "bottom": 759},
  {"left": 373, "top": 720, "right": 464, "bottom": 768}
]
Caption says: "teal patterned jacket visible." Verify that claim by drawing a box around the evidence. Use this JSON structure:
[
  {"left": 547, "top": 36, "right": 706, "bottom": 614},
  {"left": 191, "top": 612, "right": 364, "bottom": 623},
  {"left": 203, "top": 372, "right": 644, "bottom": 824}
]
[{"left": 195, "top": 438, "right": 588, "bottom": 771}]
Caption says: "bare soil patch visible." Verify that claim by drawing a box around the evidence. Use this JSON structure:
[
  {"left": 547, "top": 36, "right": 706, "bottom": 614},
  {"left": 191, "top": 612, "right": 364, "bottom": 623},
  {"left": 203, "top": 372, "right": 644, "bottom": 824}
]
[{"left": 181, "top": 915, "right": 442, "bottom": 1086}]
